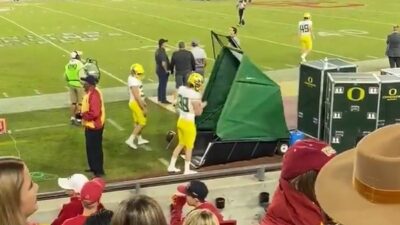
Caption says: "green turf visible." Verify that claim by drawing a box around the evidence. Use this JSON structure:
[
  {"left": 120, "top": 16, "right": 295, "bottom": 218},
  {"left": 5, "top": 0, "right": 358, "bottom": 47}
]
[
  {"left": 0, "top": 100, "right": 178, "bottom": 192},
  {"left": 0, "top": 0, "right": 395, "bottom": 97}
]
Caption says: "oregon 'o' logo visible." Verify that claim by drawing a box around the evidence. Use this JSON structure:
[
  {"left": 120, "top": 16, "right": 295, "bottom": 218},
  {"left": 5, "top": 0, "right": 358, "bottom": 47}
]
[
  {"left": 307, "top": 77, "right": 313, "bottom": 83},
  {"left": 389, "top": 88, "right": 397, "bottom": 96},
  {"left": 347, "top": 87, "right": 365, "bottom": 101}
]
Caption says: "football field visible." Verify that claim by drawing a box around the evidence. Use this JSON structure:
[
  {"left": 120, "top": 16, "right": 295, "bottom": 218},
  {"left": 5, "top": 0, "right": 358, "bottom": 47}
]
[
  {"left": 0, "top": 0, "right": 397, "bottom": 97},
  {"left": 0, "top": 0, "right": 399, "bottom": 192}
]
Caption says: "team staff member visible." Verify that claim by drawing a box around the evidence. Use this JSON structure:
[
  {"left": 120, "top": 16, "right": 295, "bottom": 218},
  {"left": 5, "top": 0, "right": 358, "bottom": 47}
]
[
  {"left": 155, "top": 38, "right": 171, "bottom": 104},
  {"left": 167, "top": 73, "right": 206, "bottom": 175},
  {"left": 237, "top": 0, "right": 246, "bottom": 26},
  {"left": 170, "top": 41, "right": 196, "bottom": 90},
  {"left": 80, "top": 75, "right": 105, "bottom": 177},
  {"left": 299, "top": 12, "right": 314, "bottom": 62},
  {"left": 125, "top": 63, "right": 150, "bottom": 149},
  {"left": 190, "top": 40, "right": 207, "bottom": 76},
  {"left": 65, "top": 51, "right": 85, "bottom": 125},
  {"left": 386, "top": 25, "right": 400, "bottom": 68}
]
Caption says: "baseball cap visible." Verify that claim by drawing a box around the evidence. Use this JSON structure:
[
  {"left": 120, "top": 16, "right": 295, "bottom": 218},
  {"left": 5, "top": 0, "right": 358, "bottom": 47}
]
[
  {"left": 80, "top": 178, "right": 105, "bottom": 203},
  {"left": 177, "top": 180, "right": 208, "bottom": 202},
  {"left": 191, "top": 40, "right": 199, "bottom": 46},
  {"left": 158, "top": 38, "right": 168, "bottom": 46},
  {"left": 58, "top": 174, "right": 89, "bottom": 193},
  {"left": 80, "top": 75, "right": 97, "bottom": 85},
  {"left": 281, "top": 139, "right": 336, "bottom": 181},
  {"left": 70, "top": 50, "right": 83, "bottom": 59}
]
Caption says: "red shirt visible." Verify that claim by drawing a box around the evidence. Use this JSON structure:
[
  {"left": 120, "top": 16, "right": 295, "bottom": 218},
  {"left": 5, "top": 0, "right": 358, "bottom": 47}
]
[
  {"left": 51, "top": 197, "right": 82, "bottom": 225},
  {"left": 62, "top": 215, "right": 87, "bottom": 225},
  {"left": 170, "top": 195, "right": 224, "bottom": 225}
]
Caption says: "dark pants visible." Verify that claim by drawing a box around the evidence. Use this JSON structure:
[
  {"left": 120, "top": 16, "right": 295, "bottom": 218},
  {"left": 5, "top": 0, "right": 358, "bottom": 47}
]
[
  {"left": 238, "top": 9, "right": 245, "bottom": 25},
  {"left": 389, "top": 57, "right": 400, "bottom": 68},
  {"left": 85, "top": 127, "right": 104, "bottom": 175},
  {"left": 175, "top": 72, "right": 189, "bottom": 88},
  {"left": 156, "top": 70, "right": 169, "bottom": 102}
]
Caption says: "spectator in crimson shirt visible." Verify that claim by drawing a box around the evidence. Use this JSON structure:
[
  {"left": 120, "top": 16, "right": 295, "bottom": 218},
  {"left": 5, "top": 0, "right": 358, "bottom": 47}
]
[
  {"left": 62, "top": 178, "right": 105, "bottom": 225},
  {"left": 51, "top": 174, "right": 89, "bottom": 225},
  {"left": 170, "top": 180, "right": 224, "bottom": 225}
]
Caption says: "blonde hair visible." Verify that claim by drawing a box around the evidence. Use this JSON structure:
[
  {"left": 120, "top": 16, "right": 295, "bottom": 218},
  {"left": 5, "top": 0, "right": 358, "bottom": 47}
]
[
  {"left": 184, "top": 209, "right": 219, "bottom": 225},
  {"left": 0, "top": 157, "right": 26, "bottom": 225},
  {"left": 111, "top": 195, "right": 167, "bottom": 225}
]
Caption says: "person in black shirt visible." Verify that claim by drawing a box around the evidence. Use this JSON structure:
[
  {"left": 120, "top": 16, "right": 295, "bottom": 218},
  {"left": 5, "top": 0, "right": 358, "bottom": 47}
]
[{"left": 155, "top": 38, "right": 171, "bottom": 104}]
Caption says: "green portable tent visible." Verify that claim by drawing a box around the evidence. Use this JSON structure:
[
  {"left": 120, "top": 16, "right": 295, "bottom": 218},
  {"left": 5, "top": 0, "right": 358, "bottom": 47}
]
[
  {"left": 196, "top": 47, "right": 289, "bottom": 141},
  {"left": 196, "top": 47, "right": 240, "bottom": 131}
]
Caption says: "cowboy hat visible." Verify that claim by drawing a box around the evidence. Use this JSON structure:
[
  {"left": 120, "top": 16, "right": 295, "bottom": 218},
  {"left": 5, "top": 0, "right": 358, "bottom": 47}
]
[{"left": 315, "top": 124, "right": 400, "bottom": 225}]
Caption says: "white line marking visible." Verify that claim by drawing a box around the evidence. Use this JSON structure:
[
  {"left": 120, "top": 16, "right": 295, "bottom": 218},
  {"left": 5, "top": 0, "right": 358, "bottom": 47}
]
[
  {"left": 285, "top": 64, "right": 297, "bottom": 68},
  {"left": 72, "top": 2, "right": 356, "bottom": 61},
  {"left": 147, "top": 78, "right": 154, "bottom": 82},
  {"left": 262, "top": 66, "right": 274, "bottom": 70},
  {"left": 34, "top": 89, "right": 41, "bottom": 95},
  {"left": 129, "top": 0, "right": 385, "bottom": 42},
  {"left": 140, "top": 145, "right": 152, "bottom": 151},
  {"left": 106, "top": 118, "right": 125, "bottom": 131},
  {"left": 366, "top": 55, "right": 379, "bottom": 59},
  {"left": 0, "top": 15, "right": 126, "bottom": 85},
  {"left": 158, "top": 158, "right": 169, "bottom": 167},
  {"left": 2, "top": 92, "right": 9, "bottom": 97},
  {"left": 14, "top": 123, "right": 67, "bottom": 132},
  {"left": 65, "top": 86, "right": 69, "bottom": 90}
]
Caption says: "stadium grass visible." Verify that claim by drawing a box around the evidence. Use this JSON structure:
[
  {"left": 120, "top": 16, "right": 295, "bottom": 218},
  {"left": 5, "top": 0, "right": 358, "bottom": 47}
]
[
  {"left": 0, "top": 101, "right": 178, "bottom": 192},
  {"left": 0, "top": 0, "right": 396, "bottom": 97}
]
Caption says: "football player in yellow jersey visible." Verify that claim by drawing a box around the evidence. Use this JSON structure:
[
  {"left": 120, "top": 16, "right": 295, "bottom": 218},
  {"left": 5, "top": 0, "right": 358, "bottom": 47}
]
[
  {"left": 125, "top": 63, "right": 149, "bottom": 149},
  {"left": 167, "top": 73, "right": 207, "bottom": 175},
  {"left": 299, "top": 12, "right": 314, "bottom": 62}
]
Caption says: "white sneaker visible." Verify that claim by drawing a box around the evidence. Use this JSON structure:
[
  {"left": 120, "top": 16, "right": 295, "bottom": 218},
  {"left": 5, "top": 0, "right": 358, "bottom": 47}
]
[
  {"left": 167, "top": 166, "right": 181, "bottom": 173},
  {"left": 125, "top": 140, "right": 137, "bottom": 149},
  {"left": 184, "top": 169, "right": 197, "bottom": 175},
  {"left": 138, "top": 138, "right": 149, "bottom": 145}
]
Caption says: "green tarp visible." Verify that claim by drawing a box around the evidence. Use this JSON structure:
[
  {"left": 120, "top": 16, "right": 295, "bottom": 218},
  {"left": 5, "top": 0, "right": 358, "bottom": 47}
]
[
  {"left": 216, "top": 55, "right": 289, "bottom": 141},
  {"left": 196, "top": 48, "right": 240, "bottom": 131},
  {"left": 196, "top": 47, "right": 289, "bottom": 141}
]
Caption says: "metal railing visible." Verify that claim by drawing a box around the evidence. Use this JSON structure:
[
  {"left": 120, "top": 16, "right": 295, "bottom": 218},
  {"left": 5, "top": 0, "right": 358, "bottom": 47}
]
[{"left": 38, "top": 162, "right": 282, "bottom": 201}]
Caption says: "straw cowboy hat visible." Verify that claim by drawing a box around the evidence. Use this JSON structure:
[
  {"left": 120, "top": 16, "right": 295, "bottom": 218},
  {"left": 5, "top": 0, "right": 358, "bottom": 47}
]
[{"left": 315, "top": 124, "right": 400, "bottom": 225}]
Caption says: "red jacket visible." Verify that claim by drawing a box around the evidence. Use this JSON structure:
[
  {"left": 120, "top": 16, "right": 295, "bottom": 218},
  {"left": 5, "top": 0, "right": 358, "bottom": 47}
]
[
  {"left": 260, "top": 178, "right": 323, "bottom": 225},
  {"left": 170, "top": 195, "right": 223, "bottom": 225},
  {"left": 51, "top": 197, "right": 82, "bottom": 225},
  {"left": 62, "top": 215, "right": 87, "bottom": 225},
  {"left": 52, "top": 197, "right": 105, "bottom": 225},
  {"left": 81, "top": 87, "right": 105, "bottom": 130}
]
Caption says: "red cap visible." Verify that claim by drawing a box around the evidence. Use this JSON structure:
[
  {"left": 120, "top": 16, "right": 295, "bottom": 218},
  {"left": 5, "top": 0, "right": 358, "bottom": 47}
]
[
  {"left": 281, "top": 139, "right": 336, "bottom": 181},
  {"left": 80, "top": 178, "right": 105, "bottom": 203}
]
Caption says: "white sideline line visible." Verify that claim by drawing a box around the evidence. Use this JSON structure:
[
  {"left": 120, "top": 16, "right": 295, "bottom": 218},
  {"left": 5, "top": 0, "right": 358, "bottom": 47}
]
[
  {"left": 14, "top": 123, "right": 67, "bottom": 133},
  {"left": 72, "top": 2, "right": 357, "bottom": 61},
  {"left": 262, "top": 66, "right": 274, "bottom": 70},
  {"left": 106, "top": 118, "right": 125, "bottom": 131},
  {"left": 285, "top": 64, "right": 297, "bottom": 68},
  {"left": 65, "top": 86, "right": 69, "bottom": 90},
  {"left": 128, "top": 0, "right": 384, "bottom": 42},
  {"left": 34, "top": 89, "right": 41, "bottom": 95},
  {"left": 0, "top": 15, "right": 126, "bottom": 85},
  {"left": 2, "top": 92, "right": 9, "bottom": 97},
  {"left": 140, "top": 145, "right": 152, "bottom": 151},
  {"left": 158, "top": 158, "right": 169, "bottom": 167},
  {"left": 147, "top": 78, "right": 154, "bottom": 82},
  {"left": 36, "top": 5, "right": 217, "bottom": 61},
  {"left": 366, "top": 55, "right": 379, "bottom": 59}
]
